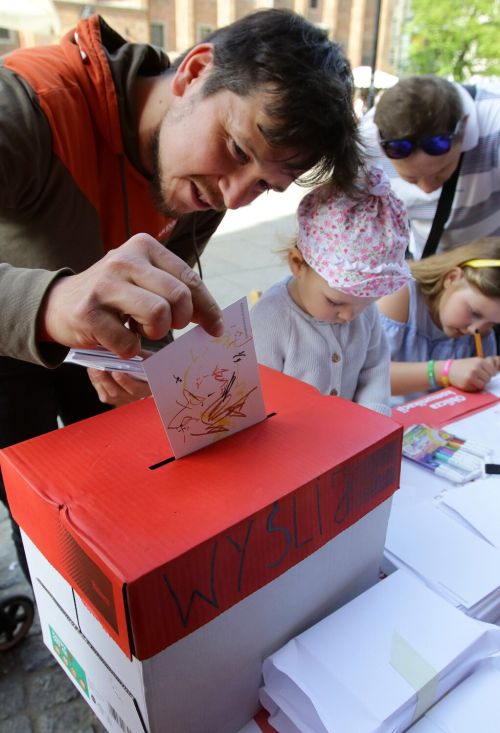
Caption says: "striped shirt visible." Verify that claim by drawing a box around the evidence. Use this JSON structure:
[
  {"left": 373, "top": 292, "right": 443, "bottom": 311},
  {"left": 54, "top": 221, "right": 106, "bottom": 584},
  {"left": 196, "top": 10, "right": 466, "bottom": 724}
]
[{"left": 361, "top": 83, "right": 500, "bottom": 259}]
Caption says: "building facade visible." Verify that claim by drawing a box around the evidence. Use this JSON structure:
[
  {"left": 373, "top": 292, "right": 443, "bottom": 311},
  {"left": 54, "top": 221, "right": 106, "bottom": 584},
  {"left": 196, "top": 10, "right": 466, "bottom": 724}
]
[{"left": 0, "top": 0, "right": 408, "bottom": 76}]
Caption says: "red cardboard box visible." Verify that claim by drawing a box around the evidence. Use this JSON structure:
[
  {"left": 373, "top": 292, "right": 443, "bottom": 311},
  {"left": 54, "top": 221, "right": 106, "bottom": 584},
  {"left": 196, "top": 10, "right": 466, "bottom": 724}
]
[{"left": 2, "top": 366, "right": 402, "bottom": 733}]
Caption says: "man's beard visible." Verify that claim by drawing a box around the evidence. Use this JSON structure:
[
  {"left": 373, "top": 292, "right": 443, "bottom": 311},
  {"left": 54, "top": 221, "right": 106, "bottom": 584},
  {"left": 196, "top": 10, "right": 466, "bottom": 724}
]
[
  {"left": 149, "top": 109, "right": 226, "bottom": 217},
  {"left": 149, "top": 126, "right": 179, "bottom": 219}
]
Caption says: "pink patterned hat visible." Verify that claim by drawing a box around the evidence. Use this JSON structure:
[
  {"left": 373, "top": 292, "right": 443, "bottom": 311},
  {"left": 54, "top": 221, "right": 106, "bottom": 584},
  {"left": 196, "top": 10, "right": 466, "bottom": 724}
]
[{"left": 296, "top": 166, "right": 412, "bottom": 298}]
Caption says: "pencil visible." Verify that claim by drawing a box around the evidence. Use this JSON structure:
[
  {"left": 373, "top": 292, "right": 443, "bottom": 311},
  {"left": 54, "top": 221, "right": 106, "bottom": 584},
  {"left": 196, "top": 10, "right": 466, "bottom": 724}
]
[{"left": 474, "top": 329, "right": 484, "bottom": 358}]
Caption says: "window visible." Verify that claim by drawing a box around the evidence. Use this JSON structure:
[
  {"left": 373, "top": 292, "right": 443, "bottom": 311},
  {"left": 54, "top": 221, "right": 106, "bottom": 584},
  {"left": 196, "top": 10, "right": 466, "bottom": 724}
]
[
  {"left": 310, "top": 0, "right": 319, "bottom": 8},
  {"left": 150, "top": 22, "right": 164, "bottom": 49},
  {"left": 0, "top": 27, "right": 12, "bottom": 43}
]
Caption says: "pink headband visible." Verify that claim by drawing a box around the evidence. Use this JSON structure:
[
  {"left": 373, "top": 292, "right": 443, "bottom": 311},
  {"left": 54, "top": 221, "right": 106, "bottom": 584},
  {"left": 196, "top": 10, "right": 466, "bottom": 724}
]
[{"left": 296, "top": 166, "right": 412, "bottom": 298}]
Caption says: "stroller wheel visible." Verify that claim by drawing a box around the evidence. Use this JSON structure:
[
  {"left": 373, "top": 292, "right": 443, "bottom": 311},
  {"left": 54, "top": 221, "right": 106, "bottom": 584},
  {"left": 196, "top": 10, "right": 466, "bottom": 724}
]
[{"left": 0, "top": 595, "right": 35, "bottom": 651}]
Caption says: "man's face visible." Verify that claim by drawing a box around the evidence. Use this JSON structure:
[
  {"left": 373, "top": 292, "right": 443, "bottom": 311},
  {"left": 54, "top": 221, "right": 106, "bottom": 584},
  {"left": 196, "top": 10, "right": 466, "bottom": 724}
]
[
  {"left": 150, "top": 76, "right": 301, "bottom": 217},
  {"left": 388, "top": 142, "right": 462, "bottom": 194}
]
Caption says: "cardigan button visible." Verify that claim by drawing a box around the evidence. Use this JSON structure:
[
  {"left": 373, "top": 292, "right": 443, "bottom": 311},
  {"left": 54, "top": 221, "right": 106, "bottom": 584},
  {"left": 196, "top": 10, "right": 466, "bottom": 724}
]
[{"left": 331, "top": 353, "right": 341, "bottom": 363}]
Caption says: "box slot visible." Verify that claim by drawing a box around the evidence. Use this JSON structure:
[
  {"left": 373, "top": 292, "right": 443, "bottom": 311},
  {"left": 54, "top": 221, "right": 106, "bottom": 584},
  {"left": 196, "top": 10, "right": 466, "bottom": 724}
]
[{"left": 148, "top": 412, "right": 277, "bottom": 470}]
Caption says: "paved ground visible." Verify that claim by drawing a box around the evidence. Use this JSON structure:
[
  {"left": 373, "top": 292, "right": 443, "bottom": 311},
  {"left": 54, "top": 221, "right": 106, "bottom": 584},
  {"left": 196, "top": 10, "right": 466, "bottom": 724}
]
[
  {"left": 0, "top": 504, "right": 107, "bottom": 733},
  {"left": 0, "top": 187, "right": 301, "bottom": 732}
]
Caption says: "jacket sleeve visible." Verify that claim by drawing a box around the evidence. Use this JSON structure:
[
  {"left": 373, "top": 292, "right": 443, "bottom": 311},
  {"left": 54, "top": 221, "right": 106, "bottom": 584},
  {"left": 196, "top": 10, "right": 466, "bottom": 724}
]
[
  {"left": 0, "top": 264, "right": 72, "bottom": 365},
  {"left": 353, "top": 306, "right": 392, "bottom": 416},
  {"left": 0, "top": 68, "right": 72, "bottom": 366}
]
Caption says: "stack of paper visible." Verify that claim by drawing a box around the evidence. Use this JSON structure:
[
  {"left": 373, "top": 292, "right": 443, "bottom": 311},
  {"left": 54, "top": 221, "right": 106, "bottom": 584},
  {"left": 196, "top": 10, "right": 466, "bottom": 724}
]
[
  {"left": 408, "top": 656, "right": 500, "bottom": 732},
  {"left": 446, "top": 404, "right": 500, "bottom": 462},
  {"left": 384, "top": 502, "right": 500, "bottom": 622},
  {"left": 65, "top": 346, "right": 147, "bottom": 380},
  {"left": 260, "top": 571, "right": 500, "bottom": 733},
  {"left": 438, "top": 477, "right": 500, "bottom": 548}
]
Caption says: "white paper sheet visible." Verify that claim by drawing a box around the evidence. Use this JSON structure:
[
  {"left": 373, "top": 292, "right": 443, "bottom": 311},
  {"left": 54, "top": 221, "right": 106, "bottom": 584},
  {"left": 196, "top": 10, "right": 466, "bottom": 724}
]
[
  {"left": 438, "top": 478, "right": 500, "bottom": 548},
  {"left": 143, "top": 298, "right": 266, "bottom": 457},
  {"left": 395, "top": 459, "right": 451, "bottom": 511},
  {"left": 446, "top": 404, "right": 500, "bottom": 462},
  {"left": 261, "top": 571, "right": 500, "bottom": 733},
  {"left": 385, "top": 503, "right": 500, "bottom": 611},
  {"left": 64, "top": 346, "right": 148, "bottom": 381},
  {"left": 485, "top": 374, "right": 500, "bottom": 397},
  {"left": 408, "top": 657, "right": 500, "bottom": 733}
]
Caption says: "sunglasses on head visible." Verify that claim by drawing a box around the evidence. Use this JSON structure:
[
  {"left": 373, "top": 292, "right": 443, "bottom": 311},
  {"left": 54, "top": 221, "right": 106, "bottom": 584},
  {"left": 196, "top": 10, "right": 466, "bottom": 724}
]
[{"left": 379, "top": 120, "right": 462, "bottom": 160}]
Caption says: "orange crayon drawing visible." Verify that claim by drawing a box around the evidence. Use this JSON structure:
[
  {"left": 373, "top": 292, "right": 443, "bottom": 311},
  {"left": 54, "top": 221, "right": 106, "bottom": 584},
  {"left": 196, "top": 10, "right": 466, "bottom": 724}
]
[{"left": 168, "top": 367, "right": 257, "bottom": 439}]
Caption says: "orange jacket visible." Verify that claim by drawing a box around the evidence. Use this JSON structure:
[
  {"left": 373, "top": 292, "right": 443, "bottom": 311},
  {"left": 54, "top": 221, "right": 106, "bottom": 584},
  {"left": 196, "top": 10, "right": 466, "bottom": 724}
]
[{"left": 0, "top": 16, "right": 222, "bottom": 363}]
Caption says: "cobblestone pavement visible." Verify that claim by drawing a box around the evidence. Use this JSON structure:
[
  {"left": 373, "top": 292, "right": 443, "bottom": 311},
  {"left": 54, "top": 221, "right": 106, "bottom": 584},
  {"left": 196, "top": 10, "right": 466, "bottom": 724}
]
[{"left": 0, "top": 504, "right": 107, "bottom": 733}]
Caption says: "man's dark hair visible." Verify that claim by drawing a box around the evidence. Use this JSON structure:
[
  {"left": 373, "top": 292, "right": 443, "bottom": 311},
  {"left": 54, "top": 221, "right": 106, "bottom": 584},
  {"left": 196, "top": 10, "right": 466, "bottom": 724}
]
[
  {"left": 172, "top": 9, "right": 363, "bottom": 194},
  {"left": 374, "top": 76, "right": 464, "bottom": 141}
]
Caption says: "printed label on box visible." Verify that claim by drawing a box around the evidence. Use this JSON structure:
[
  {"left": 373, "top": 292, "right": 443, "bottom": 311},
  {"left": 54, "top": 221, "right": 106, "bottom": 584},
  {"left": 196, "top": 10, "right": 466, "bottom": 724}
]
[
  {"left": 49, "top": 625, "right": 89, "bottom": 697},
  {"left": 88, "top": 679, "right": 134, "bottom": 733}
]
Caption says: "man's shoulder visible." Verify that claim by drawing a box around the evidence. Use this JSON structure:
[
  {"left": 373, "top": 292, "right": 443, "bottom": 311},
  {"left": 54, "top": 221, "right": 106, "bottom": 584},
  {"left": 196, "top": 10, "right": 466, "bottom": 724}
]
[{"left": 474, "top": 85, "right": 500, "bottom": 133}]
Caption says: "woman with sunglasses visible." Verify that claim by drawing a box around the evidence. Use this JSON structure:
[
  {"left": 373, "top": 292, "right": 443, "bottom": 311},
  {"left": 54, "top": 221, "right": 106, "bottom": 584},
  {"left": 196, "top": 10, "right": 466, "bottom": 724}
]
[
  {"left": 360, "top": 75, "right": 500, "bottom": 260},
  {"left": 377, "top": 238, "right": 500, "bottom": 403}
]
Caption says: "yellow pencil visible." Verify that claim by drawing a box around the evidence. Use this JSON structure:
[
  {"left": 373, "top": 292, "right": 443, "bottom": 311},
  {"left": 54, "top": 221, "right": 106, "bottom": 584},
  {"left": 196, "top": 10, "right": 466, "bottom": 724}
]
[{"left": 474, "top": 329, "right": 484, "bottom": 358}]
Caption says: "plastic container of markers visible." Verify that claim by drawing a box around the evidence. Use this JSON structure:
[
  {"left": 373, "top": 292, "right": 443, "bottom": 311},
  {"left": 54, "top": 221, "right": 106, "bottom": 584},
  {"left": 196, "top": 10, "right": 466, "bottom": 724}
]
[{"left": 402, "top": 424, "right": 493, "bottom": 484}]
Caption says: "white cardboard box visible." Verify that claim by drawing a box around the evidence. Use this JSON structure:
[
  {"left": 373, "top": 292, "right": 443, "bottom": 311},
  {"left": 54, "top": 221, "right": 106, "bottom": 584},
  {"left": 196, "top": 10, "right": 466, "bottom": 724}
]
[{"left": 24, "top": 496, "right": 393, "bottom": 733}]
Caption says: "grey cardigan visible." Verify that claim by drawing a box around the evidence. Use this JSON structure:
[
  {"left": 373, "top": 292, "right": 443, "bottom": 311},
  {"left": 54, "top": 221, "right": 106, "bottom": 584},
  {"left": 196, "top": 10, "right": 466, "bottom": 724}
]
[{"left": 250, "top": 277, "right": 392, "bottom": 416}]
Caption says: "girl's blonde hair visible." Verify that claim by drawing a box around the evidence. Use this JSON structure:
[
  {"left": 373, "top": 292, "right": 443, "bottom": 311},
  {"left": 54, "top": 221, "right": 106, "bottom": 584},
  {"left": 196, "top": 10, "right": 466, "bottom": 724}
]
[{"left": 411, "top": 238, "right": 500, "bottom": 318}]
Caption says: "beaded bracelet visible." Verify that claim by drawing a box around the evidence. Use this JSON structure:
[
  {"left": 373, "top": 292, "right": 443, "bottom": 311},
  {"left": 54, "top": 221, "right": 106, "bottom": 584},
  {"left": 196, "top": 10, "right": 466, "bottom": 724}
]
[
  {"left": 427, "top": 359, "right": 437, "bottom": 390},
  {"left": 441, "top": 358, "right": 453, "bottom": 388}
]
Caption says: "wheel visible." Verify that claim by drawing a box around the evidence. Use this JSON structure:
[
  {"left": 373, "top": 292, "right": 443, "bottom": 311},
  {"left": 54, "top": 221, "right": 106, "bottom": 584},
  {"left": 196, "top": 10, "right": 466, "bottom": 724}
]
[{"left": 0, "top": 595, "right": 35, "bottom": 651}]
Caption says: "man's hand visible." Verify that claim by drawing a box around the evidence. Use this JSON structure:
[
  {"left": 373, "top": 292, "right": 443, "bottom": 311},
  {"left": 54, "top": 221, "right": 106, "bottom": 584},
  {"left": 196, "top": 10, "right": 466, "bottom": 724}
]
[
  {"left": 38, "top": 233, "right": 224, "bottom": 357},
  {"left": 87, "top": 347, "right": 153, "bottom": 407},
  {"left": 87, "top": 369, "right": 151, "bottom": 406}
]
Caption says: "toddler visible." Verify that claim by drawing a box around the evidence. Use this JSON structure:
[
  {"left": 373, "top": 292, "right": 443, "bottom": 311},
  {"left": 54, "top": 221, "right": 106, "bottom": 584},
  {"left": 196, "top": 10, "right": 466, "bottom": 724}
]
[{"left": 251, "top": 166, "right": 412, "bottom": 416}]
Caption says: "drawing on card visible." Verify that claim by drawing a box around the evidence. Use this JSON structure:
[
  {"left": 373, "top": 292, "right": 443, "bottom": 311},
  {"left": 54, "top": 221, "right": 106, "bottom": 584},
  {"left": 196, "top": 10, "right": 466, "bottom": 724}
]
[
  {"left": 168, "top": 341, "right": 258, "bottom": 440},
  {"left": 143, "top": 297, "right": 266, "bottom": 458}
]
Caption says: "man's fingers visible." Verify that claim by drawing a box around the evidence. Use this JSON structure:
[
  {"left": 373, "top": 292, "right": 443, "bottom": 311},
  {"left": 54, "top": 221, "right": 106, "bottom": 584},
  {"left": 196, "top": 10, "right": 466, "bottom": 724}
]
[
  {"left": 87, "top": 368, "right": 150, "bottom": 406},
  {"left": 111, "top": 371, "right": 151, "bottom": 399},
  {"left": 129, "top": 236, "right": 224, "bottom": 336},
  {"left": 87, "top": 369, "right": 117, "bottom": 403},
  {"left": 98, "top": 278, "right": 176, "bottom": 342},
  {"left": 185, "top": 278, "right": 224, "bottom": 337},
  {"left": 40, "top": 233, "right": 224, "bottom": 353},
  {"left": 86, "top": 307, "right": 142, "bottom": 358}
]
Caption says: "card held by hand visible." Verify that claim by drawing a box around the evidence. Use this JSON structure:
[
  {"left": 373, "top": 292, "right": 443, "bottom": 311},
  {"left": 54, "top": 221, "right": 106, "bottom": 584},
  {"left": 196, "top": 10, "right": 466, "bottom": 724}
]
[{"left": 143, "top": 297, "right": 266, "bottom": 458}]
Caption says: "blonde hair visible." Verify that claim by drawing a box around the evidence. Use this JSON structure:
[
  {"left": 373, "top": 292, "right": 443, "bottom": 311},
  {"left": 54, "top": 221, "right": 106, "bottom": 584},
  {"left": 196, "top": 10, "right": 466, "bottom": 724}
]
[{"left": 411, "top": 238, "right": 500, "bottom": 319}]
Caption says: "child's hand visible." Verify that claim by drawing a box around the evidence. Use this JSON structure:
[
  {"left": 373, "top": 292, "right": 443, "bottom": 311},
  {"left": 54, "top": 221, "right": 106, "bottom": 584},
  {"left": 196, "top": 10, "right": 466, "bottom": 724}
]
[
  {"left": 489, "top": 355, "right": 500, "bottom": 371},
  {"left": 448, "top": 357, "right": 499, "bottom": 391}
]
